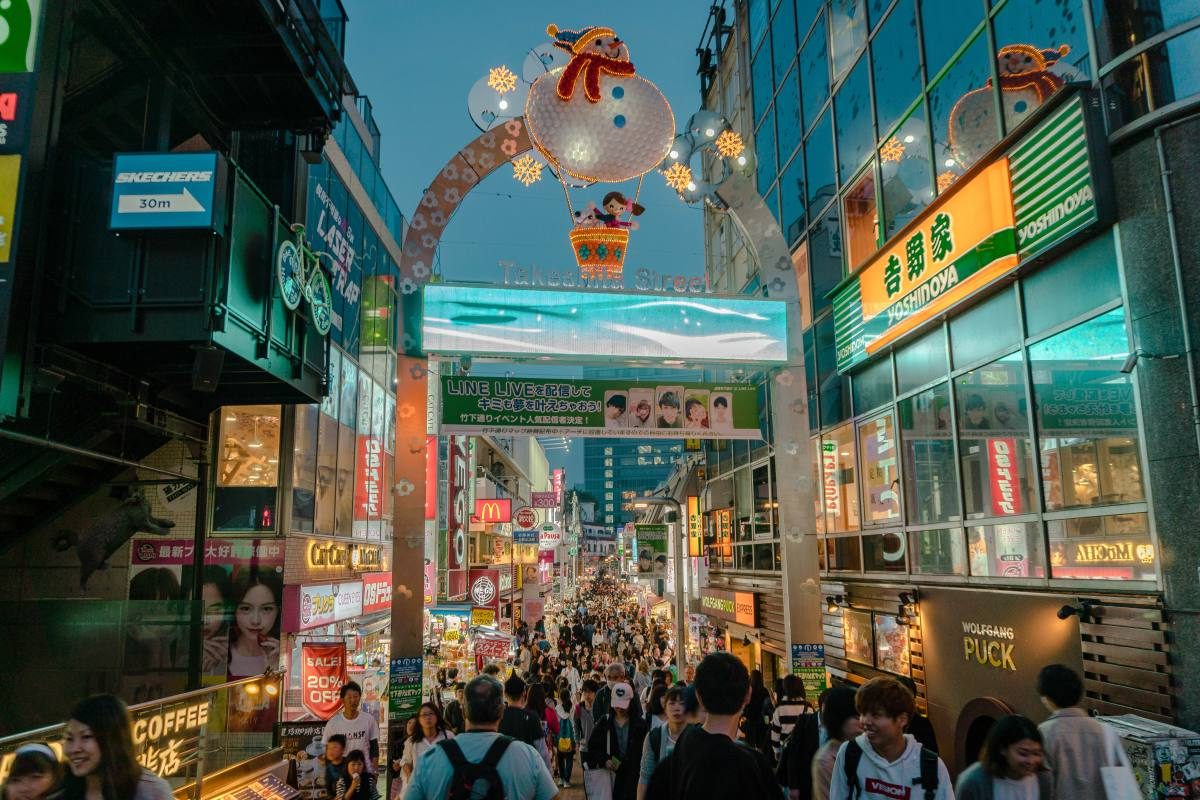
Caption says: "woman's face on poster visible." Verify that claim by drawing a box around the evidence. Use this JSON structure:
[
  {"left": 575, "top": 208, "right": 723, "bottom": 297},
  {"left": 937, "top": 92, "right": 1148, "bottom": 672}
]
[
  {"left": 236, "top": 584, "right": 279, "bottom": 639},
  {"left": 202, "top": 582, "right": 227, "bottom": 636}
]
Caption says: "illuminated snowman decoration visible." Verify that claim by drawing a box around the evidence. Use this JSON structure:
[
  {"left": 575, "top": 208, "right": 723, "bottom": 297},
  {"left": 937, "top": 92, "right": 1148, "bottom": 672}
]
[
  {"left": 525, "top": 24, "right": 674, "bottom": 278},
  {"left": 949, "top": 43, "right": 1077, "bottom": 168}
]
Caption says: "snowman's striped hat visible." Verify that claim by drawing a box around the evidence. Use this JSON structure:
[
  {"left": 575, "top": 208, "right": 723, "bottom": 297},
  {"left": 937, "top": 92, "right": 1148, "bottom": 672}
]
[{"left": 547, "top": 24, "right": 617, "bottom": 54}]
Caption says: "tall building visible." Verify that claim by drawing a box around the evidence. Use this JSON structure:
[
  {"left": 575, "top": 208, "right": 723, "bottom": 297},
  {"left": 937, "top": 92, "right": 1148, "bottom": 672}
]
[
  {"left": 697, "top": 0, "right": 1200, "bottom": 773},
  {"left": 580, "top": 367, "right": 702, "bottom": 526}
]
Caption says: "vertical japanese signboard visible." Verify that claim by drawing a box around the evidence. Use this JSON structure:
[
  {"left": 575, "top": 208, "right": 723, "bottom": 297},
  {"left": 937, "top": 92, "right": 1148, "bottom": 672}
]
[
  {"left": 447, "top": 435, "right": 469, "bottom": 586},
  {"left": 687, "top": 495, "right": 702, "bottom": 557},
  {"left": 354, "top": 435, "right": 384, "bottom": 539}
]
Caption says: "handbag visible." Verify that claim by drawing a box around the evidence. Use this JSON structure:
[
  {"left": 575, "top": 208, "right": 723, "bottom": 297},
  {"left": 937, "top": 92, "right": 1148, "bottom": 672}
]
[
  {"left": 583, "top": 767, "right": 615, "bottom": 800},
  {"left": 1100, "top": 722, "right": 1140, "bottom": 800}
]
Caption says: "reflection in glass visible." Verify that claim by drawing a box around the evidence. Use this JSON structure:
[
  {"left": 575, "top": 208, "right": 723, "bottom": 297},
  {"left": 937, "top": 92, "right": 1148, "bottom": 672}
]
[
  {"left": 1090, "top": 0, "right": 1196, "bottom": 64},
  {"left": 1102, "top": 28, "right": 1200, "bottom": 131},
  {"left": 835, "top": 57, "right": 874, "bottom": 184},
  {"left": 827, "top": 536, "right": 864, "bottom": 571},
  {"left": 1048, "top": 513, "right": 1154, "bottom": 581},
  {"left": 825, "top": 423, "right": 862, "bottom": 531},
  {"left": 748, "top": 0, "right": 771, "bottom": 53},
  {"left": 817, "top": 312, "right": 853, "bottom": 426},
  {"left": 773, "top": 0, "right": 798, "bottom": 81},
  {"left": 863, "top": 532, "right": 907, "bottom": 572},
  {"left": 842, "top": 607, "right": 873, "bottom": 662},
  {"left": 1030, "top": 308, "right": 1144, "bottom": 511},
  {"left": 910, "top": 528, "right": 967, "bottom": 574},
  {"left": 315, "top": 413, "right": 338, "bottom": 535},
  {"left": 929, "top": 33, "right": 998, "bottom": 192},
  {"left": 860, "top": 415, "right": 902, "bottom": 524},
  {"left": 793, "top": 242, "right": 814, "bottom": 329},
  {"left": 752, "top": 47, "right": 774, "bottom": 125},
  {"left": 950, "top": 288, "right": 1020, "bottom": 369},
  {"left": 967, "top": 522, "right": 1046, "bottom": 577},
  {"left": 957, "top": 352, "right": 1037, "bottom": 518},
  {"left": 843, "top": 166, "right": 879, "bottom": 269},
  {"left": 757, "top": 108, "right": 779, "bottom": 193},
  {"left": 812, "top": 437, "right": 827, "bottom": 533},
  {"left": 780, "top": 153, "right": 807, "bottom": 245},
  {"left": 921, "top": 0, "right": 985, "bottom": 77},
  {"left": 874, "top": 613, "right": 911, "bottom": 674},
  {"left": 992, "top": 0, "right": 1091, "bottom": 133},
  {"left": 292, "top": 404, "right": 318, "bottom": 533},
  {"left": 871, "top": 0, "right": 923, "bottom": 139},
  {"left": 896, "top": 326, "right": 948, "bottom": 395},
  {"left": 830, "top": 0, "right": 868, "bottom": 80},
  {"left": 852, "top": 355, "right": 893, "bottom": 415},
  {"left": 879, "top": 104, "right": 934, "bottom": 240},
  {"left": 777, "top": 66, "right": 803, "bottom": 164},
  {"left": 806, "top": 110, "right": 837, "bottom": 210},
  {"left": 336, "top": 423, "right": 355, "bottom": 536},
  {"left": 901, "top": 383, "right": 960, "bottom": 523},
  {"left": 801, "top": 15, "right": 831, "bottom": 132}
]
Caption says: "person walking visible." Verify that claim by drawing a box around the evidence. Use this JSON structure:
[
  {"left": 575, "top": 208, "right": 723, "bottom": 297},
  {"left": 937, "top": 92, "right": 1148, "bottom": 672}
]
[
  {"left": 399, "top": 703, "right": 454, "bottom": 794},
  {"left": 828, "top": 677, "right": 953, "bottom": 800},
  {"left": 553, "top": 688, "right": 579, "bottom": 790},
  {"left": 402, "top": 675, "right": 558, "bottom": 800},
  {"left": 955, "top": 715, "right": 1050, "bottom": 800},
  {"left": 636, "top": 686, "right": 688, "bottom": 800},
  {"left": 586, "top": 682, "right": 648, "bottom": 800},
  {"left": 809, "top": 688, "right": 859, "bottom": 800},
  {"left": 1036, "top": 664, "right": 1128, "bottom": 800},
  {"left": 324, "top": 682, "right": 381, "bottom": 779},
  {"left": 59, "top": 695, "right": 173, "bottom": 800},
  {"left": 741, "top": 669, "right": 774, "bottom": 758},
  {"left": 527, "top": 684, "right": 559, "bottom": 772},
  {"left": 771, "top": 675, "right": 815, "bottom": 760}
]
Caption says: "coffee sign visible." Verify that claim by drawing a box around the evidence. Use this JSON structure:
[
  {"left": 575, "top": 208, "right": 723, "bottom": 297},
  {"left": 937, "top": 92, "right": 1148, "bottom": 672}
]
[{"left": 305, "top": 538, "right": 384, "bottom": 572}]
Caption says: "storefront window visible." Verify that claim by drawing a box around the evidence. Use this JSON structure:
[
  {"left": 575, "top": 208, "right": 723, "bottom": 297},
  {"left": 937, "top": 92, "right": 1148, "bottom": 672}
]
[
  {"left": 315, "top": 412, "right": 338, "bottom": 535},
  {"left": 928, "top": 32, "right": 998, "bottom": 192},
  {"left": 213, "top": 405, "right": 281, "bottom": 532},
  {"left": 830, "top": 0, "right": 868, "bottom": 80},
  {"left": 736, "top": 544, "right": 755, "bottom": 570},
  {"left": 860, "top": 414, "right": 901, "bottom": 524},
  {"left": 755, "top": 463, "right": 776, "bottom": 536},
  {"left": 810, "top": 204, "right": 844, "bottom": 317},
  {"left": 950, "top": 288, "right": 1020, "bottom": 369},
  {"left": 812, "top": 437, "right": 827, "bottom": 533},
  {"left": 827, "top": 535, "right": 863, "bottom": 571},
  {"left": 957, "top": 352, "right": 1037, "bottom": 519},
  {"left": 871, "top": 0, "right": 922, "bottom": 139},
  {"left": 824, "top": 423, "right": 862, "bottom": 531},
  {"left": 863, "top": 531, "right": 907, "bottom": 571},
  {"left": 801, "top": 14, "right": 831, "bottom": 132},
  {"left": 336, "top": 422, "right": 355, "bottom": 536},
  {"left": 817, "top": 314, "right": 853, "bottom": 426},
  {"left": 896, "top": 326, "right": 948, "bottom": 395},
  {"left": 852, "top": 355, "right": 893, "bottom": 415},
  {"left": 843, "top": 607, "right": 873, "bottom": 663},
  {"left": 879, "top": 103, "right": 934, "bottom": 240},
  {"left": 836, "top": 57, "right": 874, "bottom": 184},
  {"left": 1048, "top": 512, "right": 1154, "bottom": 581},
  {"left": 1030, "top": 308, "right": 1144, "bottom": 511},
  {"left": 901, "top": 383, "right": 960, "bottom": 523},
  {"left": 909, "top": 527, "right": 967, "bottom": 574},
  {"left": 967, "top": 522, "right": 1046, "bottom": 578},
  {"left": 843, "top": 166, "right": 879, "bottom": 269},
  {"left": 754, "top": 542, "right": 776, "bottom": 571},
  {"left": 293, "top": 404, "right": 318, "bottom": 533},
  {"left": 992, "top": 0, "right": 1091, "bottom": 133},
  {"left": 1021, "top": 233, "right": 1121, "bottom": 339}
]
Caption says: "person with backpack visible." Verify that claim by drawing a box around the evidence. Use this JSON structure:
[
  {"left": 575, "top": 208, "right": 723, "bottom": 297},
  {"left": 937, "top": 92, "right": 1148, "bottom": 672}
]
[
  {"left": 828, "top": 677, "right": 953, "bottom": 800},
  {"left": 553, "top": 688, "right": 578, "bottom": 789},
  {"left": 636, "top": 686, "right": 688, "bottom": 800},
  {"left": 777, "top": 687, "right": 830, "bottom": 799},
  {"left": 771, "top": 675, "right": 815, "bottom": 761},
  {"left": 810, "top": 688, "right": 860, "bottom": 800},
  {"left": 402, "top": 674, "right": 558, "bottom": 800}
]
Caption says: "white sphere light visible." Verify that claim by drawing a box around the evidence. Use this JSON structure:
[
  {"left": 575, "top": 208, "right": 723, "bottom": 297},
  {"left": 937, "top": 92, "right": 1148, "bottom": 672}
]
[
  {"left": 686, "top": 181, "right": 697, "bottom": 191},
  {"left": 669, "top": 150, "right": 679, "bottom": 159},
  {"left": 705, "top": 128, "right": 716, "bottom": 137},
  {"left": 737, "top": 155, "right": 747, "bottom": 165},
  {"left": 498, "top": 98, "right": 509, "bottom": 110}
]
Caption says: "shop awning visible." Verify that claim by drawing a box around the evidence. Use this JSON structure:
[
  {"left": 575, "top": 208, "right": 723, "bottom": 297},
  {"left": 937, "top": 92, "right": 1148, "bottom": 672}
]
[{"left": 351, "top": 611, "right": 391, "bottom": 638}]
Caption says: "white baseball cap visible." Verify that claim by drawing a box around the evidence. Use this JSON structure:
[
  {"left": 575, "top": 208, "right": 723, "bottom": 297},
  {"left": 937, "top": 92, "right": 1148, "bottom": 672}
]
[{"left": 611, "top": 682, "right": 634, "bottom": 709}]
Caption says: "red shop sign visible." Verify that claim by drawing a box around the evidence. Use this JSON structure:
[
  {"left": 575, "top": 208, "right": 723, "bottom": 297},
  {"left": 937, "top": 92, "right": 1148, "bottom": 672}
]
[
  {"left": 354, "top": 435, "right": 383, "bottom": 521},
  {"left": 301, "top": 642, "right": 347, "bottom": 720},
  {"left": 362, "top": 572, "right": 392, "bottom": 614},
  {"left": 987, "top": 438, "right": 1023, "bottom": 516}
]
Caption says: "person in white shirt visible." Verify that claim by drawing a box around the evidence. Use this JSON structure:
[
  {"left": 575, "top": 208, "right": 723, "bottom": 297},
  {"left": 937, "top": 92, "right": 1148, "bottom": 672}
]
[
  {"left": 399, "top": 703, "right": 454, "bottom": 793},
  {"left": 324, "top": 682, "right": 381, "bottom": 777}
]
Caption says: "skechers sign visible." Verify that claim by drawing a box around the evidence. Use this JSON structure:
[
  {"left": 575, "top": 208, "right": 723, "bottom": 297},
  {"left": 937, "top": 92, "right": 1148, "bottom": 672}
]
[{"left": 109, "top": 152, "right": 226, "bottom": 231}]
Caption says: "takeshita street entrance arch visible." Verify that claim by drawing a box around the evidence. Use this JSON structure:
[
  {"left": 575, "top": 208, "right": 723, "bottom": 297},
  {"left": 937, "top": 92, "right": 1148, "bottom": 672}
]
[{"left": 387, "top": 28, "right": 820, "bottom": 699}]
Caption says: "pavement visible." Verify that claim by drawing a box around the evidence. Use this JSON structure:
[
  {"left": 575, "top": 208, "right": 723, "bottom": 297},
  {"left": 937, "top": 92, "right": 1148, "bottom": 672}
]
[{"left": 560, "top": 782, "right": 586, "bottom": 800}]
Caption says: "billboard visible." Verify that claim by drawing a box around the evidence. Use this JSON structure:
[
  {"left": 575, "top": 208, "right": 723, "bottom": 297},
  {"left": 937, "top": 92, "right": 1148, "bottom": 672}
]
[
  {"left": 422, "top": 285, "right": 788, "bottom": 363},
  {"left": 440, "top": 376, "right": 762, "bottom": 439},
  {"left": 109, "top": 152, "right": 225, "bottom": 231},
  {"left": 473, "top": 498, "right": 512, "bottom": 523},
  {"left": 447, "top": 435, "right": 469, "bottom": 576},
  {"left": 634, "top": 524, "right": 668, "bottom": 578}
]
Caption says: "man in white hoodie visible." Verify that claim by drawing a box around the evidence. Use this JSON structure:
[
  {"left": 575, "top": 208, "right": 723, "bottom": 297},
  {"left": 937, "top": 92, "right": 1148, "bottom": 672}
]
[{"left": 829, "top": 677, "right": 954, "bottom": 800}]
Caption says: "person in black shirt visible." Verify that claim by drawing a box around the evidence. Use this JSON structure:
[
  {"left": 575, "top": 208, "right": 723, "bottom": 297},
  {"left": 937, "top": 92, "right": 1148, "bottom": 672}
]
[
  {"left": 653, "top": 653, "right": 780, "bottom": 800},
  {"left": 497, "top": 674, "right": 544, "bottom": 747}
]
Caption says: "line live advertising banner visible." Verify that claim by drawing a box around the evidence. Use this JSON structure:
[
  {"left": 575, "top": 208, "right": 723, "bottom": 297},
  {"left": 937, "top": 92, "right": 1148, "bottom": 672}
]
[
  {"left": 833, "top": 93, "right": 1106, "bottom": 373},
  {"left": 440, "top": 376, "right": 762, "bottom": 439}
]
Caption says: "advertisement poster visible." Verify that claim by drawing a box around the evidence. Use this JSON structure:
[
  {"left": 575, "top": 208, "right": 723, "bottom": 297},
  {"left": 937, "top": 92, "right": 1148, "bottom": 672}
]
[
  {"left": 306, "top": 167, "right": 362, "bottom": 351},
  {"left": 423, "top": 561, "right": 435, "bottom": 606},
  {"left": 285, "top": 580, "right": 364, "bottom": 632},
  {"left": 873, "top": 616, "right": 911, "bottom": 676},
  {"left": 126, "top": 537, "right": 284, "bottom": 731},
  {"left": 301, "top": 642, "right": 347, "bottom": 719},
  {"left": 531, "top": 491, "right": 557, "bottom": 508},
  {"left": 471, "top": 607, "right": 497, "bottom": 628},
  {"left": 522, "top": 596, "right": 545, "bottom": 626},
  {"left": 791, "top": 644, "right": 828, "bottom": 699},
  {"left": 987, "top": 437, "right": 1023, "bottom": 516},
  {"left": 634, "top": 524, "right": 668, "bottom": 577},
  {"left": 687, "top": 496, "right": 702, "bottom": 557},
  {"left": 842, "top": 609, "right": 874, "bottom": 667},
  {"left": 274, "top": 722, "right": 328, "bottom": 800},
  {"left": 441, "top": 375, "right": 762, "bottom": 439},
  {"left": 388, "top": 657, "right": 423, "bottom": 718}
]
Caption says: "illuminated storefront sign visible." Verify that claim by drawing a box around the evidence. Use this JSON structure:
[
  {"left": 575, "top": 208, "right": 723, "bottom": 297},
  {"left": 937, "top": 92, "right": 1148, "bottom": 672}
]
[
  {"left": 422, "top": 284, "right": 788, "bottom": 363},
  {"left": 987, "top": 439, "right": 1023, "bottom": 517},
  {"left": 132, "top": 698, "right": 211, "bottom": 776},
  {"left": 532, "top": 491, "right": 557, "bottom": 508},
  {"left": 553, "top": 468, "right": 564, "bottom": 503},
  {"left": 699, "top": 588, "right": 756, "bottom": 626},
  {"left": 833, "top": 93, "right": 1105, "bottom": 372},
  {"left": 474, "top": 498, "right": 512, "bottom": 523},
  {"left": 468, "top": 568, "right": 500, "bottom": 615},
  {"left": 1073, "top": 541, "right": 1155, "bottom": 565},
  {"left": 354, "top": 435, "right": 384, "bottom": 534},
  {"left": 448, "top": 435, "right": 469, "bottom": 573},
  {"left": 287, "top": 580, "right": 364, "bottom": 631},
  {"left": 362, "top": 572, "right": 392, "bottom": 614},
  {"left": 687, "top": 496, "right": 702, "bottom": 557},
  {"left": 109, "top": 152, "right": 225, "bottom": 231},
  {"left": 305, "top": 538, "right": 383, "bottom": 572}
]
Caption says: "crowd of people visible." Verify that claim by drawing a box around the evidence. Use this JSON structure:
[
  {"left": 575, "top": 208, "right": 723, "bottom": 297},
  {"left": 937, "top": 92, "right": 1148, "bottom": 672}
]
[{"left": 385, "top": 570, "right": 1136, "bottom": 800}]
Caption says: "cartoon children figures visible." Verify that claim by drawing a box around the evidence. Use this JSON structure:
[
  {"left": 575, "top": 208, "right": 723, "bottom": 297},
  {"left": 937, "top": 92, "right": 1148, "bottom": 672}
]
[{"left": 595, "top": 192, "right": 644, "bottom": 230}]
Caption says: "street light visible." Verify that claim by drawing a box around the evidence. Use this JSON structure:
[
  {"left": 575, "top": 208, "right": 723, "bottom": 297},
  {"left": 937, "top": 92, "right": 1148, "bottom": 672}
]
[{"left": 632, "top": 495, "right": 687, "bottom": 678}]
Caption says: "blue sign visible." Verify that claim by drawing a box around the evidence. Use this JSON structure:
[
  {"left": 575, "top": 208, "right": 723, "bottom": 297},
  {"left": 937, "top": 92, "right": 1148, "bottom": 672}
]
[
  {"left": 513, "top": 529, "right": 540, "bottom": 544},
  {"left": 109, "top": 152, "right": 224, "bottom": 231}
]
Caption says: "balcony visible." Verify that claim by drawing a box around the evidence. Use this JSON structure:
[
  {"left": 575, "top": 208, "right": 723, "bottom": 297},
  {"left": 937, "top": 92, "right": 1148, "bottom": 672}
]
[{"left": 48, "top": 155, "right": 327, "bottom": 411}]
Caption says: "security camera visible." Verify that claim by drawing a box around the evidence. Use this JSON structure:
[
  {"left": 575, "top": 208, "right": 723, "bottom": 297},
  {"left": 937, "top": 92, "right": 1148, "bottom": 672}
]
[{"left": 1120, "top": 352, "right": 1139, "bottom": 374}]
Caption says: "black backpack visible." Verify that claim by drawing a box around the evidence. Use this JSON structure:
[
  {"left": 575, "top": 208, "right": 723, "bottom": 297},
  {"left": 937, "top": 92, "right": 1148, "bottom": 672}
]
[
  {"left": 775, "top": 712, "right": 819, "bottom": 790},
  {"left": 843, "top": 739, "right": 939, "bottom": 800},
  {"left": 437, "top": 736, "right": 512, "bottom": 800}
]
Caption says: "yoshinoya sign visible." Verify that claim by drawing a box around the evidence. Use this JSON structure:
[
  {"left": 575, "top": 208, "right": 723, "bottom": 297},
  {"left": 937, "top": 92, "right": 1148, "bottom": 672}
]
[
  {"left": 440, "top": 376, "right": 762, "bottom": 440},
  {"left": 699, "top": 587, "right": 757, "bottom": 626},
  {"left": 109, "top": 152, "right": 226, "bottom": 231},
  {"left": 833, "top": 92, "right": 1108, "bottom": 373}
]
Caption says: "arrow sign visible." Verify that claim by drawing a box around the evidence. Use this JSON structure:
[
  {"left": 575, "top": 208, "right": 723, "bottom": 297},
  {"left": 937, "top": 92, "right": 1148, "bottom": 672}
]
[{"left": 117, "top": 187, "right": 206, "bottom": 214}]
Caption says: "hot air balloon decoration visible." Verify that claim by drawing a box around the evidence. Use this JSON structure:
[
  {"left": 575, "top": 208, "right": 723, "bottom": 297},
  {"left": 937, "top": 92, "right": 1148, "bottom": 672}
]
[{"left": 524, "top": 24, "right": 674, "bottom": 281}]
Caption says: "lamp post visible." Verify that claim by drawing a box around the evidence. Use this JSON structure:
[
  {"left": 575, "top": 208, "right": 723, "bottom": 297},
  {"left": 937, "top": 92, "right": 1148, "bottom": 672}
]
[{"left": 633, "top": 496, "right": 687, "bottom": 678}]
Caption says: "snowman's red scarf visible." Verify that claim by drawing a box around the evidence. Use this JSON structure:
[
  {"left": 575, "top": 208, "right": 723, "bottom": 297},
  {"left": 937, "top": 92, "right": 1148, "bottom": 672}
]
[
  {"left": 557, "top": 52, "right": 637, "bottom": 103},
  {"left": 989, "top": 70, "right": 1065, "bottom": 102}
]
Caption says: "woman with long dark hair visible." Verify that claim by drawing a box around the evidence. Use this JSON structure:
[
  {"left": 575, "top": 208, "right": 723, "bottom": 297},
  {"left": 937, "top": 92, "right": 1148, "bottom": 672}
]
[
  {"left": 527, "top": 683, "right": 559, "bottom": 771},
  {"left": 956, "top": 715, "right": 1050, "bottom": 799},
  {"left": 61, "top": 695, "right": 172, "bottom": 800},
  {"left": 399, "top": 703, "right": 453, "bottom": 789}
]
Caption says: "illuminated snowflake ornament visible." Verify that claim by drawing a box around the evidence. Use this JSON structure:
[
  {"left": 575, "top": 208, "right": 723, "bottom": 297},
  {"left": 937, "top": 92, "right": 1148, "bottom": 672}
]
[
  {"left": 936, "top": 171, "right": 958, "bottom": 193},
  {"left": 511, "top": 153, "right": 544, "bottom": 187},
  {"left": 880, "top": 137, "right": 905, "bottom": 163},
  {"left": 714, "top": 129, "right": 745, "bottom": 158},
  {"left": 662, "top": 162, "right": 694, "bottom": 192},
  {"left": 487, "top": 65, "right": 518, "bottom": 94}
]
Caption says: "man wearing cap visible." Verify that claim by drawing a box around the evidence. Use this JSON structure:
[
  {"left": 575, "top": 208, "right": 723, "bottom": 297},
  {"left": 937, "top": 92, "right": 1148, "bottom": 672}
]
[{"left": 586, "top": 681, "right": 648, "bottom": 800}]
